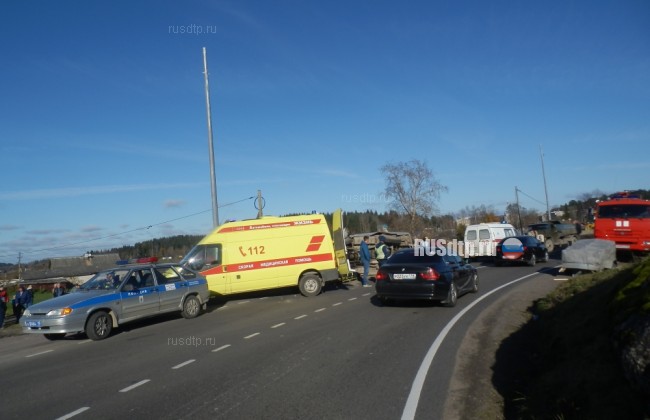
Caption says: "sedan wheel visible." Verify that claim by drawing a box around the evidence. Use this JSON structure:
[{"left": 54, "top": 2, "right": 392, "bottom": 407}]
[
  {"left": 182, "top": 295, "right": 202, "bottom": 319},
  {"left": 443, "top": 283, "right": 458, "bottom": 307},
  {"left": 85, "top": 311, "right": 112, "bottom": 341},
  {"left": 527, "top": 254, "right": 537, "bottom": 267},
  {"left": 470, "top": 273, "right": 479, "bottom": 293}
]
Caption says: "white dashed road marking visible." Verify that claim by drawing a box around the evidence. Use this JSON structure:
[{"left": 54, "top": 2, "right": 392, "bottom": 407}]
[
  {"left": 25, "top": 350, "right": 54, "bottom": 358},
  {"left": 55, "top": 407, "right": 90, "bottom": 420},
  {"left": 172, "top": 359, "right": 196, "bottom": 369},
  {"left": 119, "top": 379, "right": 150, "bottom": 393},
  {"left": 212, "top": 344, "right": 231, "bottom": 352}
]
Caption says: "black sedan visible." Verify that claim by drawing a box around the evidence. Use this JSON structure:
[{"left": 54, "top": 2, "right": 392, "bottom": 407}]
[
  {"left": 494, "top": 235, "right": 549, "bottom": 266},
  {"left": 375, "top": 248, "right": 478, "bottom": 307}
]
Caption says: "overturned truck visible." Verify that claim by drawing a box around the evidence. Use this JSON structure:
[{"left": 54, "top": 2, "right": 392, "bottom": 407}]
[{"left": 346, "top": 231, "right": 413, "bottom": 268}]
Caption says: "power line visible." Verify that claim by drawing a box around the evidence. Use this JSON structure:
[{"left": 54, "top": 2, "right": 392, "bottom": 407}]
[
  {"left": 515, "top": 188, "right": 547, "bottom": 207},
  {"left": 0, "top": 196, "right": 254, "bottom": 259}
]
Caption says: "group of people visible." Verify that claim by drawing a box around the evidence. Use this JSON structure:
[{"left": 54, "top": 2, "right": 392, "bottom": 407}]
[
  {"left": 0, "top": 285, "right": 33, "bottom": 327},
  {"left": 0, "top": 282, "right": 68, "bottom": 329},
  {"left": 359, "top": 235, "right": 391, "bottom": 287}
]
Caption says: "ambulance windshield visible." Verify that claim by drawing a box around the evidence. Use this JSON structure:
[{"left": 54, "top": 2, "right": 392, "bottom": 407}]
[{"left": 181, "top": 244, "right": 222, "bottom": 271}]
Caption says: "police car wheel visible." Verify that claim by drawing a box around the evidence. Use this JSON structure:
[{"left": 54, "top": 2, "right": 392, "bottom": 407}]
[
  {"left": 44, "top": 333, "right": 66, "bottom": 341},
  {"left": 182, "top": 296, "right": 201, "bottom": 319},
  {"left": 298, "top": 274, "right": 322, "bottom": 297},
  {"left": 86, "top": 311, "right": 112, "bottom": 341}
]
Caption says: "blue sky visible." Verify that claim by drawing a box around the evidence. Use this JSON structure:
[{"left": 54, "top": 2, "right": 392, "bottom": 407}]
[{"left": 1, "top": 0, "right": 649, "bottom": 263}]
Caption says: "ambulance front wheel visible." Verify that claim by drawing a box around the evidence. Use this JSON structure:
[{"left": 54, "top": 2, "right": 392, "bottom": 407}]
[{"left": 298, "top": 273, "right": 322, "bottom": 297}]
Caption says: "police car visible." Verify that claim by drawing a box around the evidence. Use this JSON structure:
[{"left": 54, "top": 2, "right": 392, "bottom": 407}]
[{"left": 21, "top": 261, "right": 210, "bottom": 341}]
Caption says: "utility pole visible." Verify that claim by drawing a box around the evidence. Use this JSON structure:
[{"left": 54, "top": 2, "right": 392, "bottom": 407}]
[
  {"left": 18, "top": 252, "right": 22, "bottom": 280},
  {"left": 515, "top": 187, "right": 523, "bottom": 232},
  {"left": 540, "top": 144, "right": 551, "bottom": 221},
  {"left": 256, "top": 190, "right": 264, "bottom": 218},
  {"left": 203, "top": 47, "right": 219, "bottom": 228}
]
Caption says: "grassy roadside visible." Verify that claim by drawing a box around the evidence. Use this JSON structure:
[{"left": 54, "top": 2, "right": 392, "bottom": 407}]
[{"left": 499, "top": 257, "right": 650, "bottom": 419}]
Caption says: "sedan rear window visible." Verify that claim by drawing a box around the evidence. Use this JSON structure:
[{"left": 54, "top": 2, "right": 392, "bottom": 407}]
[{"left": 389, "top": 250, "right": 444, "bottom": 264}]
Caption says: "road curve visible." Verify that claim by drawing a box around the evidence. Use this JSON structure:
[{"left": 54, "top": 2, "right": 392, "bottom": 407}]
[{"left": 0, "top": 260, "right": 560, "bottom": 420}]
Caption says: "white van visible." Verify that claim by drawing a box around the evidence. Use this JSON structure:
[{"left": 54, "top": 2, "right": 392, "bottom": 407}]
[{"left": 463, "top": 223, "right": 517, "bottom": 258}]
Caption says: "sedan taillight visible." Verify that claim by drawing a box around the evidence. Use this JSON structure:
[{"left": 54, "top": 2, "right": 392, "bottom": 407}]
[
  {"left": 419, "top": 268, "right": 440, "bottom": 281},
  {"left": 375, "top": 270, "right": 388, "bottom": 281}
]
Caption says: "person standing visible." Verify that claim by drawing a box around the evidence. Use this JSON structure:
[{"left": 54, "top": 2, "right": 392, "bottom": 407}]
[
  {"left": 13, "top": 286, "right": 28, "bottom": 323},
  {"left": 574, "top": 220, "right": 583, "bottom": 237},
  {"left": 359, "top": 236, "right": 372, "bottom": 287},
  {"left": 0, "top": 286, "right": 7, "bottom": 329},
  {"left": 375, "top": 236, "right": 391, "bottom": 267},
  {"left": 52, "top": 282, "right": 65, "bottom": 298}
]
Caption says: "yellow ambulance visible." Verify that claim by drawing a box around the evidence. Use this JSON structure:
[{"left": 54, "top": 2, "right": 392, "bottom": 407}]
[{"left": 180, "top": 209, "right": 352, "bottom": 297}]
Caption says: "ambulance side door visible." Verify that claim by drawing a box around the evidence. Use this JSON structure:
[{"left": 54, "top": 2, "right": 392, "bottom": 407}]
[{"left": 200, "top": 244, "right": 230, "bottom": 295}]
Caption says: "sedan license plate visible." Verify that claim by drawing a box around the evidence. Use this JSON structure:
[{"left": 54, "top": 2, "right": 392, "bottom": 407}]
[
  {"left": 393, "top": 273, "right": 416, "bottom": 280},
  {"left": 25, "top": 321, "right": 41, "bottom": 328}
]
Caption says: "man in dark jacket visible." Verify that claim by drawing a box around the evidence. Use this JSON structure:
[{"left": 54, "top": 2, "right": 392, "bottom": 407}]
[
  {"left": 0, "top": 286, "right": 7, "bottom": 329},
  {"left": 359, "top": 236, "right": 372, "bottom": 287},
  {"left": 13, "top": 286, "right": 30, "bottom": 322}
]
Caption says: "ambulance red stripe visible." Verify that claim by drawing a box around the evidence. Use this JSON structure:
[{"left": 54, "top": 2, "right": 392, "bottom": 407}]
[
  {"left": 305, "top": 235, "right": 325, "bottom": 252},
  {"left": 201, "top": 252, "right": 333, "bottom": 276},
  {"left": 217, "top": 219, "right": 322, "bottom": 234}
]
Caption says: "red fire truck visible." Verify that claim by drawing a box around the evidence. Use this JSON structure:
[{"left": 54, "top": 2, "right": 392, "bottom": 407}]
[{"left": 594, "top": 191, "right": 650, "bottom": 252}]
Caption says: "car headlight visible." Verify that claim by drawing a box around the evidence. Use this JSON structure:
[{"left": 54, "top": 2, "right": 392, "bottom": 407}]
[
  {"left": 23, "top": 309, "right": 31, "bottom": 317},
  {"left": 47, "top": 308, "right": 73, "bottom": 316}
]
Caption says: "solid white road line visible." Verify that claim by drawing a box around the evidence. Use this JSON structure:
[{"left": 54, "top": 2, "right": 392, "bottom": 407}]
[{"left": 401, "top": 270, "right": 545, "bottom": 420}]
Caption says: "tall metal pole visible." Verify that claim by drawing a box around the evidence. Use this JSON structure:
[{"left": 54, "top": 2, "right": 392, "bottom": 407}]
[
  {"left": 256, "top": 190, "right": 264, "bottom": 218},
  {"left": 540, "top": 144, "right": 551, "bottom": 221},
  {"left": 203, "top": 47, "right": 219, "bottom": 227},
  {"left": 515, "top": 187, "right": 523, "bottom": 232}
]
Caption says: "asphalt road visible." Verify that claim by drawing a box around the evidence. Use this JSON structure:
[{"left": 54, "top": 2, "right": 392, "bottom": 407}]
[{"left": 0, "top": 260, "right": 561, "bottom": 420}]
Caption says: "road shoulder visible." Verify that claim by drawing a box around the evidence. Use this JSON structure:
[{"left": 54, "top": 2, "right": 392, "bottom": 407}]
[{"left": 444, "top": 274, "right": 560, "bottom": 419}]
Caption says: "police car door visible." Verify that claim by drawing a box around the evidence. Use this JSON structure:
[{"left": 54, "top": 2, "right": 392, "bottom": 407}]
[
  {"left": 120, "top": 268, "right": 161, "bottom": 320},
  {"left": 154, "top": 267, "right": 188, "bottom": 312}
]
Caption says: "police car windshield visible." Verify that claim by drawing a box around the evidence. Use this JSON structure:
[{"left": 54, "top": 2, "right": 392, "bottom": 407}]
[{"left": 80, "top": 269, "right": 129, "bottom": 290}]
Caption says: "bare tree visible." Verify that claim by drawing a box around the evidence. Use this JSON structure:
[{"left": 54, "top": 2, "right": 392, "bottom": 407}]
[
  {"left": 505, "top": 203, "right": 540, "bottom": 231},
  {"left": 381, "top": 160, "right": 448, "bottom": 235},
  {"left": 458, "top": 204, "right": 500, "bottom": 224}
]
